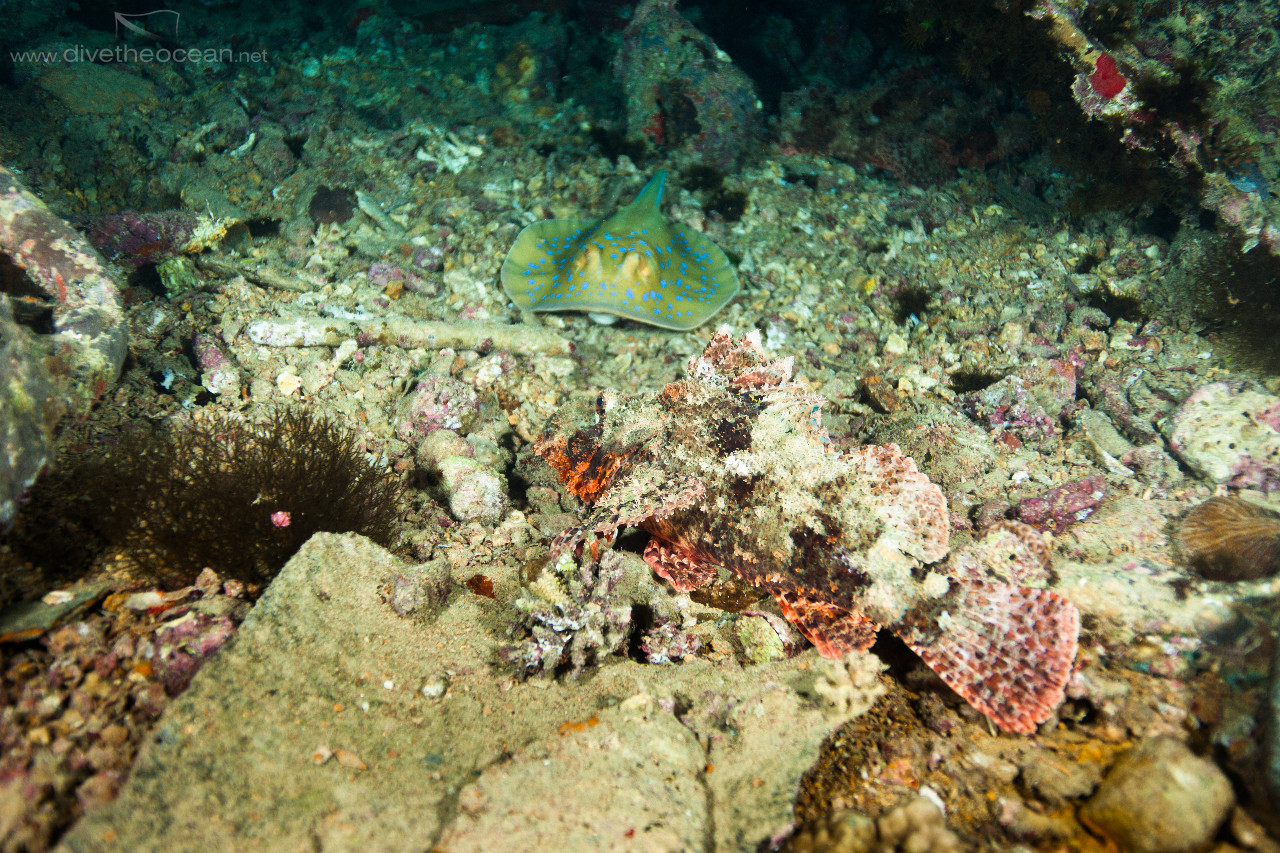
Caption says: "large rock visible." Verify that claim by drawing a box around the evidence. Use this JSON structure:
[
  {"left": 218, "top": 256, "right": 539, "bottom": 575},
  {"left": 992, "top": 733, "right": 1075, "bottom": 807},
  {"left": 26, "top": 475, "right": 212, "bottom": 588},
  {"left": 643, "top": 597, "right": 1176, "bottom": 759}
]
[
  {"left": 437, "top": 696, "right": 706, "bottom": 851},
  {"left": 614, "top": 0, "right": 763, "bottom": 170},
  {"left": 1168, "top": 383, "right": 1280, "bottom": 490},
  {"left": 0, "top": 165, "right": 126, "bottom": 529},
  {"left": 1080, "top": 736, "right": 1233, "bottom": 853},
  {"left": 59, "top": 533, "right": 861, "bottom": 852},
  {"left": 0, "top": 301, "right": 56, "bottom": 530}
]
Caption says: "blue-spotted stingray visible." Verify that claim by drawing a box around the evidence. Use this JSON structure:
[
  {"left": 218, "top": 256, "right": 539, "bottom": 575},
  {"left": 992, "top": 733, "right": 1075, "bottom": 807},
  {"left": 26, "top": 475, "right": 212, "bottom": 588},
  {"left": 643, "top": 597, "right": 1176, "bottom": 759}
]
[{"left": 500, "top": 172, "right": 739, "bottom": 330}]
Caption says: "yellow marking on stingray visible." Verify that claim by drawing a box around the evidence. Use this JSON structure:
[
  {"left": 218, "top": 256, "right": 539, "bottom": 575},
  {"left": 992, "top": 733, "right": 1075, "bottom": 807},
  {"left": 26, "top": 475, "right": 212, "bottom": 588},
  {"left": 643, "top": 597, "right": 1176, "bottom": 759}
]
[{"left": 500, "top": 171, "right": 740, "bottom": 331}]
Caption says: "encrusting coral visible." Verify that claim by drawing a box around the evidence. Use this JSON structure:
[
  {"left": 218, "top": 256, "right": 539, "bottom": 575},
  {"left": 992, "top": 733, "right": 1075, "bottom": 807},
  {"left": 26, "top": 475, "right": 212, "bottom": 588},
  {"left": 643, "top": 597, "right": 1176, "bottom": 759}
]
[
  {"left": 501, "top": 550, "right": 634, "bottom": 677},
  {"left": 1178, "top": 495, "right": 1280, "bottom": 581},
  {"left": 501, "top": 548, "right": 702, "bottom": 677},
  {"left": 813, "top": 652, "right": 888, "bottom": 719}
]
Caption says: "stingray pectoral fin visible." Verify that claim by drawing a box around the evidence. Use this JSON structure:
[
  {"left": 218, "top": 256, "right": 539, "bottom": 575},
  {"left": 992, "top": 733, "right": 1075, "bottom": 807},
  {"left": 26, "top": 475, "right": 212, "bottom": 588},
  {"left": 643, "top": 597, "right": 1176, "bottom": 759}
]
[
  {"left": 644, "top": 539, "right": 718, "bottom": 592},
  {"left": 500, "top": 217, "right": 596, "bottom": 311},
  {"left": 775, "top": 592, "right": 879, "bottom": 657},
  {"left": 895, "top": 580, "right": 1080, "bottom": 734}
]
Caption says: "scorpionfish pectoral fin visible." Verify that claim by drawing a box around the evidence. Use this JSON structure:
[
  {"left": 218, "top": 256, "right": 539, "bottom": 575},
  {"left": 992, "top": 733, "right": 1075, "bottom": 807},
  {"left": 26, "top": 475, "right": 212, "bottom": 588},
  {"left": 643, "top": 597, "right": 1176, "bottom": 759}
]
[
  {"left": 643, "top": 538, "right": 718, "bottom": 592},
  {"left": 894, "top": 580, "right": 1080, "bottom": 734},
  {"left": 774, "top": 592, "right": 880, "bottom": 656}
]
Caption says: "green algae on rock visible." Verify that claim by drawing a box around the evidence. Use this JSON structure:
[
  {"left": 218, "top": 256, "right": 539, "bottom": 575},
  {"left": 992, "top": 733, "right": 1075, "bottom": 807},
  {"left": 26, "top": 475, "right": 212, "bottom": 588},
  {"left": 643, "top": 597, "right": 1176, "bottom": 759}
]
[{"left": 500, "top": 172, "right": 739, "bottom": 330}]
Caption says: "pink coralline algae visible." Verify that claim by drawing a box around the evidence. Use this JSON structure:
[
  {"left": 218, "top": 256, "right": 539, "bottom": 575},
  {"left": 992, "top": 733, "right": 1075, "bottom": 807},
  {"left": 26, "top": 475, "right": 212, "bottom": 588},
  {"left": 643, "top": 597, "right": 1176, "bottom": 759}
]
[
  {"left": 149, "top": 611, "right": 238, "bottom": 695},
  {"left": 84, "top": 209, "right": 201, "bottom": 268},
  {"left": 368, "top": 262, "right": 409, "bottom": 288},
  {"left": 411, "top": 244, "right": 446, "bottom": 273},
  {"left": 639, "top": 623, "right": 702, "bottom": 665},
  {"left": 1016, "top": 475, "right": 1107, "bottom": 534},
  {"left": 367, "top": 262, "right": 435, "bottom": 294},
  {"left": 961, "top": 359, "right": 1076, "bottom": 445},
  {"left": 394, "top": 375, "right": 481, "bottom": 440},
  {"left": 192, "top": 333, "right": 241, "bottom": 397}
]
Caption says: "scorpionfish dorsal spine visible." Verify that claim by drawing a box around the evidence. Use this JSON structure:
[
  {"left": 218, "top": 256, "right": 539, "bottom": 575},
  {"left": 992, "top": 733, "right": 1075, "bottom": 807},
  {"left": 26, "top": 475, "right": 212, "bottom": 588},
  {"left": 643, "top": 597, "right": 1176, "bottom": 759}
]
[{"left": 500, "top": 171, "right": 740, "bottom": 330}]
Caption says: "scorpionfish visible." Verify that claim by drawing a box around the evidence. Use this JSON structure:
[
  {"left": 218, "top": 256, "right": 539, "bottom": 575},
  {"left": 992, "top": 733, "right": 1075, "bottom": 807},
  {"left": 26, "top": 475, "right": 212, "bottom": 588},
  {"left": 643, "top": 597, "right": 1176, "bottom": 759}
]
[{"left": 536, "top": 328, "right": 1080, "bottom": 733}]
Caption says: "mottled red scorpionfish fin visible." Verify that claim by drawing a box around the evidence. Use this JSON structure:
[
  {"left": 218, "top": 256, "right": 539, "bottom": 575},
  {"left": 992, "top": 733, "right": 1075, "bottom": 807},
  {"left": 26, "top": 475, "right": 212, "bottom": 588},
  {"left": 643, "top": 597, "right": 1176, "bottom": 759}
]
[
  {"left": 534, "top": 431, "right": 630, "bottom": 505},
  {"left": 896, "top": 580, "right": 1080, "bottom": 734},
  {"left": 775, "top": 592, "right": 880, "bottom": 656},
  {"left": 643, "top": 538, "right": 718, "bottom": 592}
]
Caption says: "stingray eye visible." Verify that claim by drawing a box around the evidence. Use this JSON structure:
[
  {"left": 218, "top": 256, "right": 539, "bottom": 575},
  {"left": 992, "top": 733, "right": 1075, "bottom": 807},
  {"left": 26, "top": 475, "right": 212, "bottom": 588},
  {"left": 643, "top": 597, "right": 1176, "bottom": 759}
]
[{"left": 595, "top": 394, "right": 607, "bottom": 419}]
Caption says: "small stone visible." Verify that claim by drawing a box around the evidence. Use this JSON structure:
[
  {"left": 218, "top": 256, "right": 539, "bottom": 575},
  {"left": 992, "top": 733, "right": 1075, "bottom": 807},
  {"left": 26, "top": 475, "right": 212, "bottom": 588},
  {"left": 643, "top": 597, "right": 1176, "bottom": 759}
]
[
  {"left": 965, "top": 749, "right": 1020, "bottom": 785},
  {"left": 1021, "top": 750, "right": 1101, "bottom": 805},
  {"left": 884, "top": 332, "right": 909, "bottom": 356},
  {"left": 75, "top": 771, "right": 120, "bottom": 812},
  {"left": 997, "top": 322, "right": 1024, "bottom": 348},
  {"left": 100, "top": 724, "right": 129, "bottom": 747},
  {"left": 861, "top": 373, "right": 900, "bottom": 413},
  {"left": 395, "top": 375, "right": 480, "bottom": 439},
  {"left": 436, "top": 455, "right": 510, "bottom": 522},
  {"left": 1015, "top": 475, "right": 1106, "bottom": 534},
  {"left": 389, "top": 560, "right": 453, "bottom": 616},
  {"left": 1080, "top": 736, "right": 1233, "bottom": 853},
  {"left": 525, "top": 485, "right": 563, "bottom": 516},
  {"left": 416, "top": 429, "right": 473, "bottom": 467},
  {"left": 735, "top": 615, "right": 785, "bottom": 664},
  {"left": 276, "top": 371, "right": 302, "bottom": 397}
]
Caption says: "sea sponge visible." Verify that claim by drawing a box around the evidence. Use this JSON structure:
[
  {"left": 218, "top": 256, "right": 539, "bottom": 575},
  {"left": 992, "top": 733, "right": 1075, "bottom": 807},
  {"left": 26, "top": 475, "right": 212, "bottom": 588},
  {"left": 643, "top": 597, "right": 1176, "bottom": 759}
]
[{"left": 1178, "top": 495, "right": 1280, "bottom": 581}]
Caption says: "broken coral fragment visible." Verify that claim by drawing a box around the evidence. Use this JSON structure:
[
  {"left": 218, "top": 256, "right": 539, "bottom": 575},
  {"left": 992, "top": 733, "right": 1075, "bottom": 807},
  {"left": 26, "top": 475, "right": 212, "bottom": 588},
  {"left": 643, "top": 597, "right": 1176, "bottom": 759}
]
[{"left": 501, "top": 172, "right": 739, "bottom": 330}]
